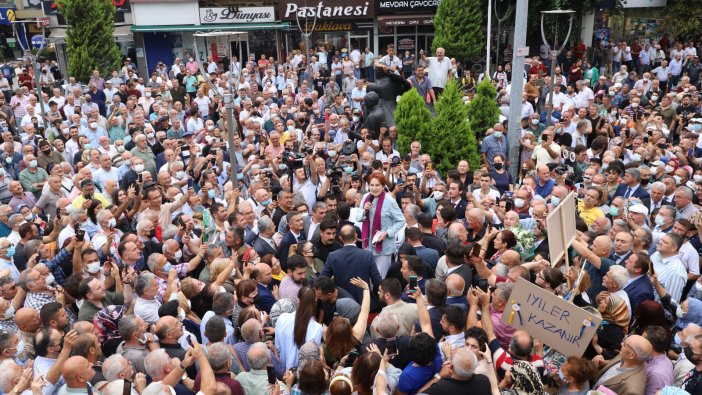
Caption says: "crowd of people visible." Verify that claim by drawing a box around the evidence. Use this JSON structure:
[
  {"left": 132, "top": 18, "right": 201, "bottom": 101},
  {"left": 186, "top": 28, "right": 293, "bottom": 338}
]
[{"left": 0, "top": 34, "right": 699, "bottom": 395}]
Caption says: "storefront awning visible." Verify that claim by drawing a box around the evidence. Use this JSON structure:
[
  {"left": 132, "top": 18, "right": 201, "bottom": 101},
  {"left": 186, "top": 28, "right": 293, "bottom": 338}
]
[
  {"left": 131, "top": 22, "right": 290, "bottom": 32},
  {"left": 377, "top": 15, "right": 434, "bottom": 27}
]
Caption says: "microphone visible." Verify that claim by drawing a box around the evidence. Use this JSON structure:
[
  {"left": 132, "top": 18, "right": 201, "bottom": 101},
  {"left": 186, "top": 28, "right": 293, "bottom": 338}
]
[{"left": 365, "top": 195, "right": 375, "bottom": 219}]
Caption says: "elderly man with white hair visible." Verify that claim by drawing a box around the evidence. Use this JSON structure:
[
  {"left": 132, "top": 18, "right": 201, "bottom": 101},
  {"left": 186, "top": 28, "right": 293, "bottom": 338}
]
[
  {"left": 0, "top": 359, "right": 28, "bottom": 395},
  {"left": 422, "top": 348, "right": 491, "bottom": 393},
  {"left": 603, "top": 264, "right": 632, "bottom": 320},
  {"left": 236, "top": 342, "right": 288, "bottom": 395}
]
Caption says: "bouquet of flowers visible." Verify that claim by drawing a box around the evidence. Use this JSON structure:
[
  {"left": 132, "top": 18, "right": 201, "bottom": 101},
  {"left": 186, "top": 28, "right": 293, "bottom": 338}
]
[{"left": 510, "top": 225, "right": 536, "bottom": 250}]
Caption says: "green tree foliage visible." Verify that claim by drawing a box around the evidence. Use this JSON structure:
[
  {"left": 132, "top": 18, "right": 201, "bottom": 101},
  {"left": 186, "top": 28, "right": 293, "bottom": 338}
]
[
  {"left": 467, "top": 78, "right": 500, "bottom": 144},
  {"left": 57, "top": 0, "right": 121, "bottom": 82},
  {"left": 658, "top": 0, "right": 702, "bottom": 39},
  {"left": 432, "top": 0, "right": 484, "bottom": 62},
  {"left": 394, "top": 88, "right": 432, "bottom": 153},
  {"left": 424, "top": 80, "right": 480, "bottom": 174}
]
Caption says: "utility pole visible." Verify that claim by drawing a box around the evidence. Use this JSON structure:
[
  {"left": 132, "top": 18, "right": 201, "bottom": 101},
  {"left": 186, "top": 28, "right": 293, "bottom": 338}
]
[{"left": 505, "top": 0, "right": 528, "bottom": 179}]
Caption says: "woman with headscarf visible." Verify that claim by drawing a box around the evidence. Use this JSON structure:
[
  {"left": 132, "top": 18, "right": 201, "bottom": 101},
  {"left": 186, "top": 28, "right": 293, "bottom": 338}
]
[{"left": 586, "top": 292, "right": 629, "bottom": 360}]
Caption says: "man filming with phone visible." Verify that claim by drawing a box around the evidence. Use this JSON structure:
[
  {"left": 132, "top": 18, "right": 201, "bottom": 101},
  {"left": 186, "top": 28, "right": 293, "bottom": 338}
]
[{"left": 71, "top": 179, "right": 109, "bottom": 211}]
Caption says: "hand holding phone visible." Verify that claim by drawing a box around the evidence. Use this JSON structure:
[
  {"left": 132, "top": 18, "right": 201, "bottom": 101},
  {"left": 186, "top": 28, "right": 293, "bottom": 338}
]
[
  {"left": 408, "top": 275, "right": 417, "bottom": 293},
  {"left": 266, "top": 365, "right": 276, "bottom": 384}
]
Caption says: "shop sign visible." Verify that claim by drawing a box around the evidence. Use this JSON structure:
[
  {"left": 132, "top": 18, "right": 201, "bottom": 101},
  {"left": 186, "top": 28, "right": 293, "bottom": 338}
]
[
  {"left": 0, "top": 8, "right": 15, "bottom": 26},
  {"left": 281, "top": 0, "right": 373, "bottom": 20},
  {"left": 200, "top": 6, "right": 275, "bottom": 24},
  {"left": 377, "top": 15, "right": 433, "bottom": 27},
  {"left": 376, "top": 0, "right": 440, "bottom": 13},
  {"left": 397, "top": 37, "right": 415, "bottom": 50}
]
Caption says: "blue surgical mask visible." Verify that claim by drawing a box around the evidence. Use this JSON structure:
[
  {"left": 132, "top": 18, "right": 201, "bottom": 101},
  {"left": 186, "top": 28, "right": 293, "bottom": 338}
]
[
  {"left": 655, "top": 214, "right": 666, "bottom": 226},
  {"left": 162, "top": 262, "right": 172, "bottom": 274},
  {"left": 208, "top": 189, "right": 215, "bottom": 199},
  {"left": 493, "top": 131, "right": 503, "bottom": 139},
  {"left": 610, "top": 207, "right": 620, "bottom": 217},
  {"left": 261, "top": 198, "right": 272, "bottom": 207},
  {"left": 237, "top": 173, "right": 244, "bottom": 180},
  {"left": 344, "top": 166, "right": 354, "bottom": 174},
  {"left": 551, "top": 196, "right": 561, "bottom": 206},
  {"left": 6, "top": 245, "right": 15, "bottom": 258}
]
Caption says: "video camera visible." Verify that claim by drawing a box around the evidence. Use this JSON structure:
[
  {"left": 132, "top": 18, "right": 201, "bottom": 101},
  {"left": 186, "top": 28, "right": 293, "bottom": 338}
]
[{"left": 282, "top": 150, "right": 305, "bottom": 170}]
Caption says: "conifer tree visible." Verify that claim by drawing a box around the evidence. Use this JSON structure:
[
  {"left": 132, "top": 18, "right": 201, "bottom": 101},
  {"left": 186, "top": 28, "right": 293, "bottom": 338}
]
[
  {"left": 57, "top": 0, "right": 121, "bottom": 82},
  {"left": 394, "top": 88, "right": 432, "bottom": 154},
  {"left": 432, "top": 0, "right": 484, "bottom": 61}
]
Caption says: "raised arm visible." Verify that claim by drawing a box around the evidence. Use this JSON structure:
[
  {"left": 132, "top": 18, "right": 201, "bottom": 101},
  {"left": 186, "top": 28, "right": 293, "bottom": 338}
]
[
  {"left": 409, "top": 286, "right": 433, "bottom": 338},
  {"left": 351, "top": 277, "right": 371, "bottom": 342}
]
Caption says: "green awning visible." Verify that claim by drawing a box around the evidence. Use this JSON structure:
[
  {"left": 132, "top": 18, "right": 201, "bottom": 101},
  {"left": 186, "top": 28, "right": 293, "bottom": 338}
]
[{"left": 131, "top": 22, "right": 289, "bottom": 32}]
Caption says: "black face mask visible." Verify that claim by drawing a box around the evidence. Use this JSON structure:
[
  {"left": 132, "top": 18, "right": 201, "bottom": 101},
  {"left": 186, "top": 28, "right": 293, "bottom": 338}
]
[
  {"left": 640, "top": 178, "right": 650, "bottom": 186},
  {"left": 685, "top": 346, "right": 700, "bottom": 362},
  {"left": 494, "top": 163, "right": 503, "bottom": 170},
  {"left": 148, "top": 229, "right": 156, "bottom": 238},
  {"left": 41, "top": 149, "right": 51, "bottom": 155}
]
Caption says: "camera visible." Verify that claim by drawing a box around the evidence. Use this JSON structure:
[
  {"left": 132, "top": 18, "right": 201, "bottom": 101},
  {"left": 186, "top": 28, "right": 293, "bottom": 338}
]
[
  {"left": 282, "top": 150, "right": 305, "bottom": 170},
  {"left": 303, "top": 145, "right": 314, "bottom": 155}
]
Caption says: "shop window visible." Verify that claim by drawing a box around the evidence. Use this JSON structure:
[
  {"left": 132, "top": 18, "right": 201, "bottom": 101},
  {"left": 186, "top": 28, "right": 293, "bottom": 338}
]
[
  {"left": 378, "top": 36, "right": 395, "bottom": 56},
  {"left": 248, "top": 30, "right": 278, "bottom": 60}
]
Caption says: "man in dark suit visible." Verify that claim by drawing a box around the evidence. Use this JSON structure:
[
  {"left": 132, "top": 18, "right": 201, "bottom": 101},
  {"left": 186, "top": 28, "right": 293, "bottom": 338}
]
[
  {"left": 623, "top": 252, "right": 654, "bottom": 317},
  {"left": 322, "top": 224, "right": 382, "bottom": 311},
  {"left": 251, "top": 217, "right": 277, "bottom": 258},
  {"left": 303, "top": 201, "right": 326, "bottom": 242},
  {"left": 610, "top": 230, "right": 634, "bottom": 266},
  {"left": 612, "top": 168, "right": 650, "bottom": 208},
  {"left": 412, "top": 279, "right": 447, "bottom": 341},
  {"left": 252, "top": 262, "right": 276, "bottom": 313},
  {"left": 278, "top": 211, "right": 306, "bottom": 270},
  {"left": 447, "top": 180, "right": 468, "bottom": 219},
  {"left": 648, "top": 181, "right": 672, "bottom": 216}
]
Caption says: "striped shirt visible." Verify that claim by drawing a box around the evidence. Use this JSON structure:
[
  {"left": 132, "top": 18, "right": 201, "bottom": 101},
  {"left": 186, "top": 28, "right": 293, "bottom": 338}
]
[{"left": 651, "top": 252, "right": 687, "bottom": 303}]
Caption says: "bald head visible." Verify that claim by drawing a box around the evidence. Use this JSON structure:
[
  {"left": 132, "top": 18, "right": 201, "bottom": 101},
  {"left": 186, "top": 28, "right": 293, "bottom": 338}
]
[
  {"left": 62, "top": 356, "right": 94, "bottom": 386},
  {"left": 252, "top": 262, "right": 272, "bottom": 285},
  {"left": 624, "top": 334, "right": 653, "bottom": 364},
  {"left": 15, "top": 307, "right": 40, "bottom": 332},
  {"left": 500, "top": 250, "right": 522, "bottom": 267},
  {"left": 445, "top": 274, "right": 465, "bottom": 296}
]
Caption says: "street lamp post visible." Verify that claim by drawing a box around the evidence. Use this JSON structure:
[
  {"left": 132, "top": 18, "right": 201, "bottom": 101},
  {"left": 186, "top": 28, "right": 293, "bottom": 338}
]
[
  {"left": 541, "top": 10, "right": 575, "bottom": 126},
  {"left": 493, "top": 0, "right": 514, "bottom": 73},
  {"left": 193, "top": 32, "right": 242, "bottom": 187}
]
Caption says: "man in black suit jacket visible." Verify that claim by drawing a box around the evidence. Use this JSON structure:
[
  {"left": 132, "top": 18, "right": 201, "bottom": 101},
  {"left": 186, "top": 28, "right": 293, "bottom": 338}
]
[
  {"left": 251, "top": 216, "right": 277, "bottom": 258},
  {"left": 649, "top": 181, "right": 673, "bottom": 216},
  {"left": 447, "top": 180, "right": 468, "bottom": 220},
  {"left": 278, "top": 211, "right": 306, "bottom": 270},
  {"left": 623, "top": 252, "right": 654, "bottom": 317},
  {"left": 322, "top": 224, "right": 382, "bottom": 311},
  {"left": 612, "top": 168, "right": 650, "bottom": 208}
]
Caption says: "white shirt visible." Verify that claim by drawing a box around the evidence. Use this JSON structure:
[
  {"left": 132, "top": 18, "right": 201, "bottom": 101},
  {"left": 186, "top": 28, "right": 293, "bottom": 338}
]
[
  {"left": 35, "top": 355, "right": 64, "bottom": 395},
  {"left": 134, "top": 296, "right": 161, "bottom": 324},
  {"left": 93, "top": 167, "right": 121, "bottom": 189},
  {"left": 575, "top": 88, "right": 594, "bottom": 109},
  {"left": 193, "top": 96, "right": 211, "bottom": 117},
  {"left": 275, "top": 312, "right": 323, "bottom": 370},
  {"left": 472, "top": 188, "right": 501, "bottom": 204},
  {"left": 426, "top": 57, "right": 452, "bottom": 89}
]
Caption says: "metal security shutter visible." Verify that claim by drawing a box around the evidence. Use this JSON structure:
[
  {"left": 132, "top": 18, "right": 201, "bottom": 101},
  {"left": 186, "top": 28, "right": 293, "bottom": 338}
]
[{"left": 143, "top": 32, "right": 174, "bottom": 74}]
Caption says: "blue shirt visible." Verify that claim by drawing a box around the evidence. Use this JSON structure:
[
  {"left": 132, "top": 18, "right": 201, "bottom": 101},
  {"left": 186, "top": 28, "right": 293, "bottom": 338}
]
[
  {"left": 535, "top": 178, "right": 555, "bottom": 198},
  {"left": 480, "top": 134, "right": 508, "bottom": 168},
  {"left": 397, "top": 352, "right": 442, "bottom": 395},
  {"left": 255, "top": 283, "right": 276, "bottom": 313}
]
